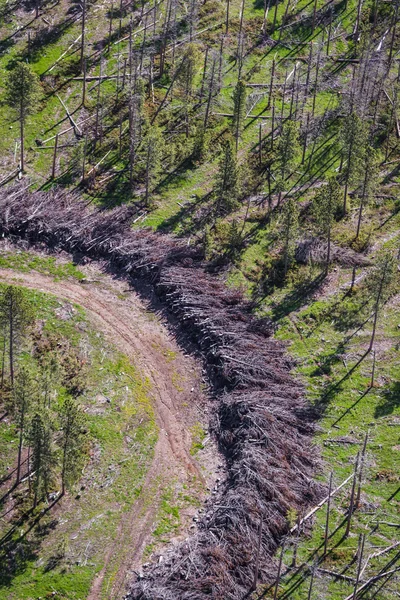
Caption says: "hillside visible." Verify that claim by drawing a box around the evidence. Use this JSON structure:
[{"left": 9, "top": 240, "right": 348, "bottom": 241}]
[{"left": 0, "top": 0, "right": 399, "bottom": 599}]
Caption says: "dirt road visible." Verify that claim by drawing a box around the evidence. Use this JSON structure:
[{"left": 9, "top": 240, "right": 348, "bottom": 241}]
[{"left": 0, "top": 266, "right": 208, "bottom": 599}]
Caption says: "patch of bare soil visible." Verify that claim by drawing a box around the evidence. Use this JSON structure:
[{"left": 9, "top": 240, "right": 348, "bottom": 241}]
[{"left": 0, "top": 265, "right": 218, "bottom": 600}]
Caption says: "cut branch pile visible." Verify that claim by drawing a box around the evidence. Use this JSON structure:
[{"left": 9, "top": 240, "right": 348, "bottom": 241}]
[
  {"left": 296, "top": 237, "right": 373, "bottom": 267},
  {"left": 0, "top": 185, "right": 322, "bottom": 599}
]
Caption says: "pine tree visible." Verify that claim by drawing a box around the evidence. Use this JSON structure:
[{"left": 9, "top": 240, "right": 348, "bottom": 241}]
[
  {"left": 232, "top": 80, "right": 247, "bottom": 151},
  {"left": 281, "top": 197, "right": 299, "bottom": 278},
  {"left": 28, "top": 411, "right": 56, "bottom": 507},
  {"left": 365, "top": 251, "right": 397, "bottom": 352},
  {"left": 13, "top": 367, "right": 37, "bottom": 485},
  {"left": 59, "top": 397, "right": 87, "bottom": 496},
  {"left": 355, "top": 147, "right": 379, "bottom": 240},
  {"left": 0, "top": 287, "right": 32, "bottom": 387},
  {"left": 313, "top": 177, "right": 341, "bottom": 273},
  {"left": 5, "top": 63, "right": 42, "bottom": 173},
  {"left": 275, "top": 120, "right": 300, "bottom": 205},
  {"left": 215, "top": 138, "right": 240, "bottom": 214}
]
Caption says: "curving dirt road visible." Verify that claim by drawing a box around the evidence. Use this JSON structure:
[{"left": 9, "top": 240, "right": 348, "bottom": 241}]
[{"left": 0, "top": 266, "right": 209, "bottom": 599}]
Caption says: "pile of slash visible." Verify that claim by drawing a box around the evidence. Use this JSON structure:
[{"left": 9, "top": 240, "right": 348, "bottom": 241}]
[{"left": 0, "top": 185, "right": 321, "bottom": 600}]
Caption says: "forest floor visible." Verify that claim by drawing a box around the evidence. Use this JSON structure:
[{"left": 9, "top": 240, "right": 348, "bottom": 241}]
[{"left": 0, "top": 244, "right": 218, "bottom": 600}]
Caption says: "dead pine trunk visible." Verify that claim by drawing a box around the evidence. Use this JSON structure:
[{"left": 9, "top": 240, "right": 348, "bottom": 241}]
[
  {"left": 80, "top": 0, "right": 86, "bottom": 73},
  {"left": 1, "top": 334, "right": 6, "bottom": 391},
  {"left": 311, "top": 0, "right": 318, "bottom": 33},
  {"left": 273, "top": 539, "right": 285, "bottom": 600},
  {"left": 279, "top": 0, "right": 291, "bottom": 42},
  {"left": 94, "top": 55, "right": 103, "bottom": 150},
  {"left": 203, "top": 54, "right": 217, "bottom": 131},
  {"left": 200, "top": 46, "right": 210, "bottom": 103},
  {"left": 323, "top": 471, "right": 333, "bottom": 557},
  {"left": 343, "top": 137, "right": 354, "bottom": 215},
  {"left": 82, "top": 58, "right": 87, "bottom": 107},
  {"left": 250, "top": 517, "right": 263, "bottom": 592},
  {"left": 326, "top": 7, "right": 333, "bottom": 56},
  {"left": 271, "top": 100, "right": 275, "bottom": 150},
  {"left": 307, "top": 566, "right": 315, "bottom": 600},
  {"left": 225, "top": 0, "right": 230, "bottom": 34},
  {"left": 345, "top": 453, "right": 360, "bottom": 538},
  {"left": 51, "top": 133, "right": 59, "bottom": 179},
  {"left": 9, "top": 295, "right": 14, "bottom": 387},
  {"left": 81, "top": 134, "right": 88, "bottom": 184},
  {"left": 353, "top": 534, "right": 366, "bottom": 599},
  {"left": 237, "top": 0, "right": 246, "bottom": 79},
  {"left": 267, "top": 59, "right": 275, "bottom": 109},
  {"left": 302, "top": 113, "right": 310, "bottom": 164},
  {"left": 272, "top": 0, "right": 279, "bottom": 34},
  {"left": 356, "top": 432, "right": 368, "bottom": 507},
  {"left": 263, "top": 0, "right": 271, "bottom": 39},
  {"left": 311, "top": 48, "right": 320, "bottom": 118},
  {"left": 16, "top": 409, "right": 25, "bottom": 484},
  {"left": 19, "top": 100, "right": 25, "bottom": 175},
  {"left": 107, "top": 2, "right": 113, "bottom": 54}
]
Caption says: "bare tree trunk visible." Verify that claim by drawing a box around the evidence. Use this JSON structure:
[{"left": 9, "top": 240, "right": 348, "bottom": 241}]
[
  {"left": 225, "top": 0, "right": 230, "bottom": 34},
  {"left": 51, "top": 133, "right": 59, "bottom": 179},
  {"left": 323, "top": 471, "right": 333, "bottom": 556},
  {"left": 267, "top": 58, "right": 275, "bottom": 109},
  {"left": 345, "top": 453, "right": 360, "bottom": 538},
  {"left": 80, "top": 0, "right": 86, "bottom": 73},
  {"left": 273, "top": 540, "right": 285, "bottom": 600},
  {"left": 353, "top": 534, "right": 366, "bottom": 599},
  {"left": 204, "top": 54, "right": 217, "bottom": 130},
  {"left": 20, "top": 102, "right": 24, "bottom": 174}
]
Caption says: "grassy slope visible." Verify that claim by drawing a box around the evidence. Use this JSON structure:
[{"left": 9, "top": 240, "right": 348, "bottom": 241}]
[{"left": 0, "top": 265, "right": 158, "bottom": 599}]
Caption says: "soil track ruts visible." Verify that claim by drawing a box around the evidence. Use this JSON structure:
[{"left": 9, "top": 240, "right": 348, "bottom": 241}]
[{"left": 0, "top": 266, "right": 208, "bottom": 600}]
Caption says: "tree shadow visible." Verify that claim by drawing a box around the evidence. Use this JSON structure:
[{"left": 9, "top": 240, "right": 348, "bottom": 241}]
[
  {"left": 269, "top": 272, "right": 326, "bottom": 321},
  {"left": 0, "top": 516, "right": 58, "bottom": 587},
  {"left": 375, "top": 381, "right": 400, "bottom": 418}
]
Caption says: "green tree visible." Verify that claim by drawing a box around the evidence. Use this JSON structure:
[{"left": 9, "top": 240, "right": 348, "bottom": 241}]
[
  {"left": 365, "top": 252, "right": 397, "bottom": 352},
  {"left": 28, "top": 411, "right": 56, "bottom": 507},
  {"left": 355, "top": 147, "right": 379, "bottom": 240},
  {"left": 281, "top": 197, "right": 299, "bottom": 278},
  {"left": 340, "top": 112, "right": 367, "bottom": 214},
  {"left": 215, "top": 138, "right": 239, "bottom": 214},
  {"left": 232, "top": 80, "right": 247, "bottom": 150},
  {"left": 0, "top": 286, "right": 32, "bottom": 387},
  {"left": 13, "top": 367, "right": 37, "bottom": 485},
  {"left": 275, "top": 121, "right": 300, "bottom": 206},
  {"left": 5, "top": 63, "right": 42, "bottom": 173},
  {"left": 59, "top": 397, "right": 87, "bottom": 496},
  {"left": 313, "top": 177, "right": 341, "bottom": 273}
]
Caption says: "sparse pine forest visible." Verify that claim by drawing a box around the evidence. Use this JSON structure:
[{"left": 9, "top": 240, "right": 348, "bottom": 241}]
[{"left": 0, "top": 0, "right": 399, "bottom": 599}]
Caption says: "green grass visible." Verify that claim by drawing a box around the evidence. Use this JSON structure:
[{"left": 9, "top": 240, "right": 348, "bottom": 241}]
[
  {"left": 0, "top": 250, "right": 85, "bottom": 280},
  {"left": 254, "top": 265, "right": 400, "bottom": 598},
  {"left": 0, "top": 283, "right": 158, "bottom": 600},
  {"left": 190, "top": 422, "right": 207, "bottom": 456}
]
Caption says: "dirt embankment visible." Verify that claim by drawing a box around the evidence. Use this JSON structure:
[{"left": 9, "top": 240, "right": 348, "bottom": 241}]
[{"left": 0, "top": 264, "right": 214, "bottom": 600}]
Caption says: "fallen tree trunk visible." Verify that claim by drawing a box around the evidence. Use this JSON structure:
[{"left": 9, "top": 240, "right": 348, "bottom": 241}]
[{"left": 0, "top": 184, "right": 322, "bottom": 600}]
